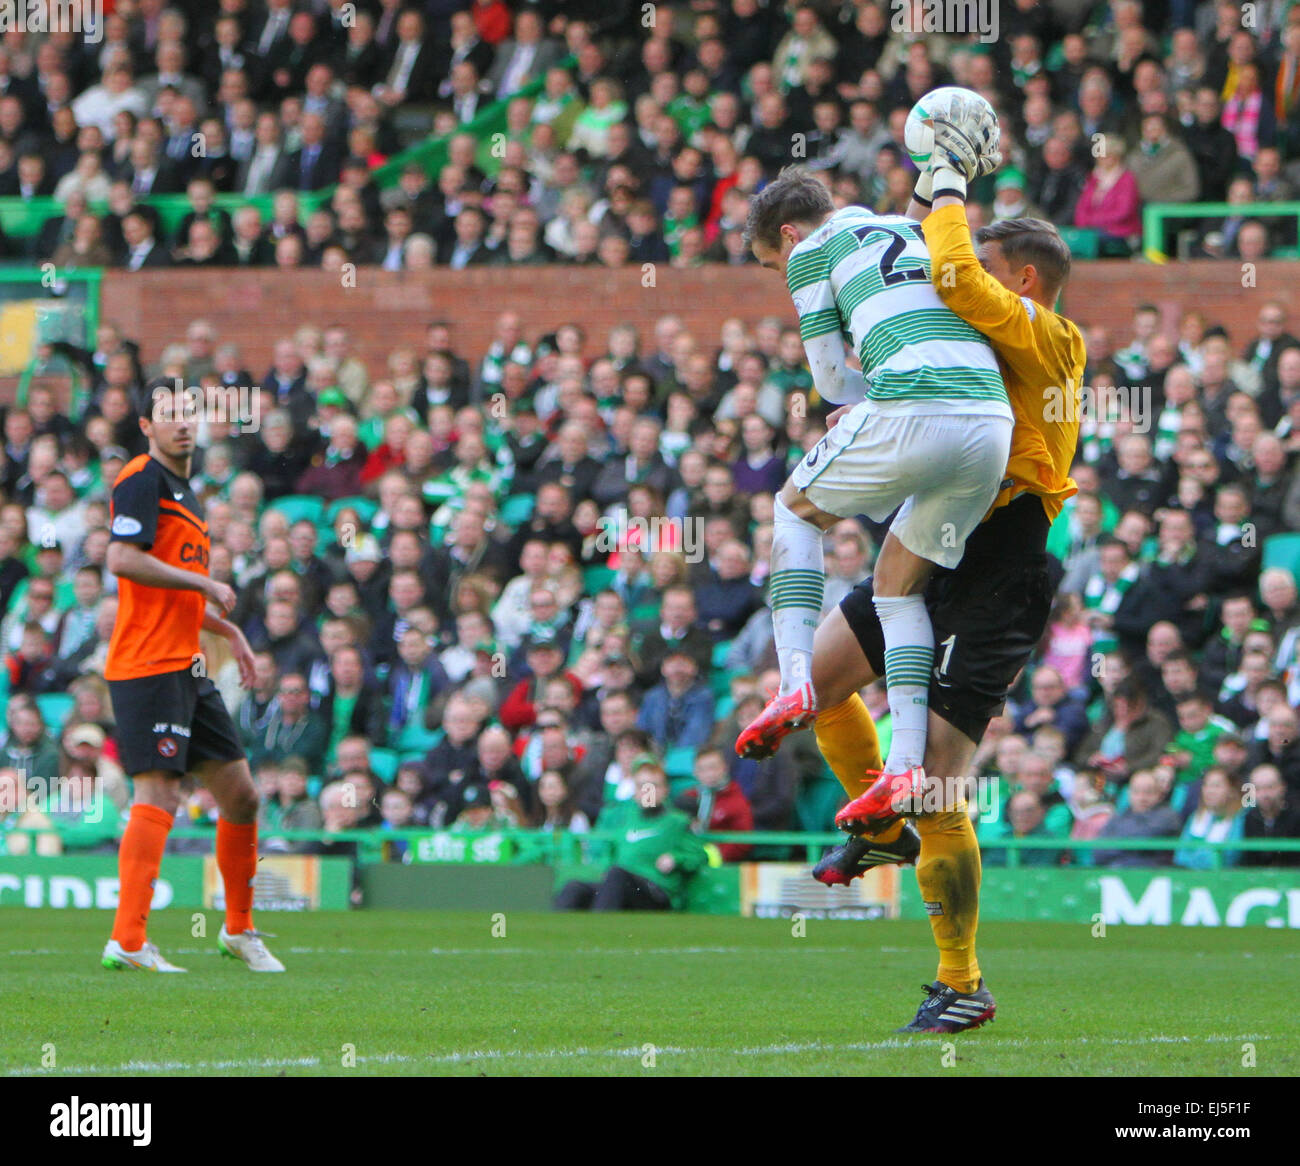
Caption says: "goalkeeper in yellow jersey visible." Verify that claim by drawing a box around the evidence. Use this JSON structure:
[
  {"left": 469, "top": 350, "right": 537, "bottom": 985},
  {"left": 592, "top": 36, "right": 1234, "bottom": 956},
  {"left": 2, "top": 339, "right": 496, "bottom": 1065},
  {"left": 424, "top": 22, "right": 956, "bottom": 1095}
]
[{"left": 806, "top": 106, "right": 1088, "bottom": 1032}]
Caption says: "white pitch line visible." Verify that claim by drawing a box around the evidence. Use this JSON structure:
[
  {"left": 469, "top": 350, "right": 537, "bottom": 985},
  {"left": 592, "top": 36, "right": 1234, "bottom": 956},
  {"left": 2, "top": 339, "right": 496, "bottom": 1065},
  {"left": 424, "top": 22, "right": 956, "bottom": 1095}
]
[
  {"left": 4, "top": 1033, "right": 1272, "bottom": 1077},
  {"left": 4, "top": 945, "right": 888, "bottom": 958}
]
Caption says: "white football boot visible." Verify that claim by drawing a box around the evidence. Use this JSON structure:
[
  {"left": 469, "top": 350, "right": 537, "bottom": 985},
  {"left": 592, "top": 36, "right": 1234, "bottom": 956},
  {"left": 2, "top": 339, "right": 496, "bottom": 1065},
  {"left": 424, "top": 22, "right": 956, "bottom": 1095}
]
[
  {"left": 218, "top": 926, "right": 286, "bottom": 972},
  {"left": 102, "top": 938, "right": 188, "bottom": 972}
]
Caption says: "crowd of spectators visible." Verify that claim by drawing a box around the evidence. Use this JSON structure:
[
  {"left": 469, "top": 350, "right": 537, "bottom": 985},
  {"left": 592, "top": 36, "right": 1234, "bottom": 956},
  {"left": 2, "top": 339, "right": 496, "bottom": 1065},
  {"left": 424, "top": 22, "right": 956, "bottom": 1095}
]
[
  {"left": 0, "top": 0, "right": 1297, "bottom": 272},
  {"left": 0, "top": 1, "right": 1298, "bottom": 894},
  {"left": 975, "top": 297, "right": 1300, "bottom": 868},
  {"left": 0, "top": 287, "right": 1297, "bottom": 879}
]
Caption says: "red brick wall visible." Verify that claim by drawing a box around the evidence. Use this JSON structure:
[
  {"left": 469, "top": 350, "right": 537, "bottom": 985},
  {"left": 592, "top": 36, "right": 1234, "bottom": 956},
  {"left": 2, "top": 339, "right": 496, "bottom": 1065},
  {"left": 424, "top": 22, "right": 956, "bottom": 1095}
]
[{"left": 65, "top": 261, "right": 1300, "bottom": 383}]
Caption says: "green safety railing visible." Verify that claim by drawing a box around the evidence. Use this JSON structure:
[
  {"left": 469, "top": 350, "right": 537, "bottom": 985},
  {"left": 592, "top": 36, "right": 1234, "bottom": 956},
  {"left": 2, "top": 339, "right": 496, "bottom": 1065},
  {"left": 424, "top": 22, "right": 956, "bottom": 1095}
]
[
  {"left": 0, "top": 267, "right": 102, "bottom": 409},
  {"left": 0, "top": 191, "right": 333, "bottom": 243},
  {"left": 0, "top": 264, "right": 101, "bottom": 332},
  {"left": 0, "top": 56, "right": 573, "bottom": 242},
  {"left": 368, "top": 58, "right": 571, "bottom": 190},
  {"left": 1142, "top": 199, "right": 1300, "bottom": 261},
  {"left": 8, "top": 826, "right": 1299, "bottom": 870}
]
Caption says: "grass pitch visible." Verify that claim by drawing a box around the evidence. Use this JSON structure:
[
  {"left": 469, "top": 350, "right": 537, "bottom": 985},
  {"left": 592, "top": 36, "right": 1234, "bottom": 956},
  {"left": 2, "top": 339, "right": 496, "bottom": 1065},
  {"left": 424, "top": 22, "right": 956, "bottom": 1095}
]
[{"left": 1, "top": 910, "right": 1292, "bottom": 1077}]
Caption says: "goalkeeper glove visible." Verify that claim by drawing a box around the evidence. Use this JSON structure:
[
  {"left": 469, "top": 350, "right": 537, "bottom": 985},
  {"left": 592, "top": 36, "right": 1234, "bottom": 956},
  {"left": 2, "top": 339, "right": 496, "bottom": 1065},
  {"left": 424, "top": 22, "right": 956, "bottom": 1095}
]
[{"left": 913, "top": 167, "right": 934, "bottom": 208}]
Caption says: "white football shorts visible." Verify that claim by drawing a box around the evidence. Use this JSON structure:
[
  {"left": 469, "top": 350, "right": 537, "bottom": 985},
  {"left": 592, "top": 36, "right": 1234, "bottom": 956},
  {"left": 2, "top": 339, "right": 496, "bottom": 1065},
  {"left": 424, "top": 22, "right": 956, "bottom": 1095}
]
[{"left": 790, "top": 404, "right": 1013, "bottom": 570}]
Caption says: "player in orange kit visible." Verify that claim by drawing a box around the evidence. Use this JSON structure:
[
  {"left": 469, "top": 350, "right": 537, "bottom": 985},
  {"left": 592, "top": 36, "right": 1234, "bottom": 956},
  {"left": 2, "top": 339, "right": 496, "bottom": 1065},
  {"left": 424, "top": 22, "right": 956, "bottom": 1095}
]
[{"left": 101, "top": 379, "right": 284, "bottom": 973}]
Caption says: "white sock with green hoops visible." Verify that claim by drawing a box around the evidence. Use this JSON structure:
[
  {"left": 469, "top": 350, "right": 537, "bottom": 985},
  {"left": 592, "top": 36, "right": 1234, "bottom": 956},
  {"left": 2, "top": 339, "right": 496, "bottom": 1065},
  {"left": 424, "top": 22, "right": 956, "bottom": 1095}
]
[
  {"left": 873, "top": 594, "right": 934, "bottom": 772},
  {"left": 769, "top": 496, "right": 825, "bottom": 700}
]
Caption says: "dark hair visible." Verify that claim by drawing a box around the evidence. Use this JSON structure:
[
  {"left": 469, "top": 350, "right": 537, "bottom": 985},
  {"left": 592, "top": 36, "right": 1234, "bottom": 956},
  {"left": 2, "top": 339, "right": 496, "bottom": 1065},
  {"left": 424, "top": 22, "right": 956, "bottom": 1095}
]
[
  {"left": 615, "top": 728, "right": 654, "bottom": 753},
  {"left": 136, "top": 375, "right": 184, "bottom": 421},
  {"left": 974, "top": 217, "right": 1072, "bottom": 295},
  {"left": 742, "top": 165, "right": 834, "bottom": 250},
  {"left": 1112, "top": 678, "right": 1147, "bottom": 705}
]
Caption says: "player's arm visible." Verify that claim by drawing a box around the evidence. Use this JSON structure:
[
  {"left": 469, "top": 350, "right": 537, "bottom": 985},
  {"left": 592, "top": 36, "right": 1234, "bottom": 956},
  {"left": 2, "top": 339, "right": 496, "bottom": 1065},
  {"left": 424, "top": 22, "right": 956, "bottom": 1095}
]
[
  {"left": 202, "top": 608, "right": 257, "bottom": 689},
  {"left": 921, "top": 201, "right": 1037, "bottom": 355},
  {"left": 787, "top": 246, "right": 865, "bottom": 406},
  {"left": 107, "top": 466, "right": 234, "bottom": 611},
  {"left": 800, "top": 330, "right": 862, "bottom": 406},
  {"left": 905, "top": 169, "right": 934, "bottom": 224},
  {"left": 107, "top": 540, "right": 216, "bottom": 595}
]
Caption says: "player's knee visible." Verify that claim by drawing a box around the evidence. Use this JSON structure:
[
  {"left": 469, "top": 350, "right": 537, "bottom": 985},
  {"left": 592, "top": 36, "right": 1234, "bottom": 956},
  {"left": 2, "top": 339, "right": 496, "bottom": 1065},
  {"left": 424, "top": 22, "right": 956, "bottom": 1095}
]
[
  {"left": 223, "top": 784, "right": 259, "bottom": 824},
  {"left": 132, "top": 775, "right": 182, "bottom": 816},
  {"left": 812, "top": 659, "right": 862, "bottom": 709},
  {"left": 776, "top": 486, "right": 834, "bottom": 530}
]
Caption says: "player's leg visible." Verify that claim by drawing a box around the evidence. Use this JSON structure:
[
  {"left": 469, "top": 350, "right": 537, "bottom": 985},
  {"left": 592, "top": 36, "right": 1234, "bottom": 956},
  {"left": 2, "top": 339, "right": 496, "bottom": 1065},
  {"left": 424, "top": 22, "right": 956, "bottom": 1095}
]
[
  {"left": 838, "top": 414, "right": 1012, "bottom": 827},
  {"left": 193, "top": 755, "right": 258, "bottom": 928},
  {"left": 810, "top": 602, "right": 922, "bottom": 883},
  {"left": 104, "top": 771, "right": 189, "bottom": 971},
  {"left": 191, "top": 679, "right": 285, "bottom": 971},
  {"left": 736, "top": 477, "right": 840, "bottom": 759},
  {"left": 739, "top": 405, "right": 903, "bottom": 760},
  {"left": 897, "top": 502, "right": 1052, "bottom": 1032},
  {"left": 899, "top": 717, "right": 996, "bottom": 1033},
  {"left": 103, "top": 670, "right": 193, "bottom": 971},
  {"left": 554, "top": 879, "right": 599, "bottom": 910},
  {"left": 913, "top": 719, "right": 983, "bottom": 993},
  {"left": 592, "top": 866, "right": 670, "bottom": 911},
  {"left": 194, "top": 755, "right": 284, "bottom": 971},
  {"left": 871, "top": 531, "right": 937, "bottom": 779}
]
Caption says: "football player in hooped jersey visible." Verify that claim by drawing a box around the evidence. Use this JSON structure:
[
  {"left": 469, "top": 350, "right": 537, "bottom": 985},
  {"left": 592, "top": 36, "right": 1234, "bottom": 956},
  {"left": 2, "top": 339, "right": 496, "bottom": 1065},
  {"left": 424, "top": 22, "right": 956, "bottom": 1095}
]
[
  {"left": 101, "top": 379, "right": 284, "bottom": 973},
  {"left": 737, "top": 163, "right": 1013, "bottom": 833}
]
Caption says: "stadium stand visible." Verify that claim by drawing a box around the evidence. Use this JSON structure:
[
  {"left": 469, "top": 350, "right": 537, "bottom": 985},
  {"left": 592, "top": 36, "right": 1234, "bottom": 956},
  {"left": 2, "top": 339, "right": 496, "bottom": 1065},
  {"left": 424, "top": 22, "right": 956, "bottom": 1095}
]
[{"left": 0, "top": 1, "right": 1298, "bottom": 893}]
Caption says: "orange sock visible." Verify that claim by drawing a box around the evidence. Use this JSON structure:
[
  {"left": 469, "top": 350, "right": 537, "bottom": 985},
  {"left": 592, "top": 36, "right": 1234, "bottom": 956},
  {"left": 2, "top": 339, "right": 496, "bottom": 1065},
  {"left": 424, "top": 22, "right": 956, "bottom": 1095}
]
[
  {"left": 915, "top": 809, "right": 982, "bottom": 993},
  {"left": 814, "top": 694, "right": 903, "bottom": 845},
  {"left": 111, "top": 803, "right": 175, "bottom": 951},
  {"left": 217, "top": 818, "right": 258, "bottom": 936}
]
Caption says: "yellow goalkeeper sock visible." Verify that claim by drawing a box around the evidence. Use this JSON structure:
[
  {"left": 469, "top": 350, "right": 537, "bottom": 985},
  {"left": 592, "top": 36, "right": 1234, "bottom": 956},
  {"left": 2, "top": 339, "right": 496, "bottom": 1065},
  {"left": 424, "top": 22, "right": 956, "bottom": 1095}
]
[
  {"left": 814, "top": 694, "right": 902, "bottom": 845},
  {"left": 915, "top": 809, "right": 982, "bottom": 994}
]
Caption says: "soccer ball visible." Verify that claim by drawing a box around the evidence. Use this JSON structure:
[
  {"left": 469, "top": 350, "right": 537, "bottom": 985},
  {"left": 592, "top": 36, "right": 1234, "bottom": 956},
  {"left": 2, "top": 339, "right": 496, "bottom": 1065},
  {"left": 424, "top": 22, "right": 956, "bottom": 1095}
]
[{"left": 903, "top": 86, "right": 998, "bottom": 169}]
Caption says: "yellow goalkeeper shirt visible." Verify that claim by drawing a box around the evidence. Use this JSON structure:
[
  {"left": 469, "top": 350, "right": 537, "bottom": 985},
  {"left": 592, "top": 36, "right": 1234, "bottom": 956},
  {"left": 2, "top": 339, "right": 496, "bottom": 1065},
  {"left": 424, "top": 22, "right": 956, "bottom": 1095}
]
[{"left": 922, "top": 204, "right": 1086, "bottom": 521}]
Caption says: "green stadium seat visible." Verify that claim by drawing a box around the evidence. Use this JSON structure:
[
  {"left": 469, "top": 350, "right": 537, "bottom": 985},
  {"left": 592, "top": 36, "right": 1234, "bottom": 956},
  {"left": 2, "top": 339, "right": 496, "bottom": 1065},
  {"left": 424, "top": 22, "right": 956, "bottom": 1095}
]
[
  {"left": 1262, "top": 533, "right": 1300, "bottom": 578},
  {"left": 710, "top": 667, "right": 739, "bottom": 701},
  {"left": 668, "top": 775, "right": 697, "bottom": 800},
  {"left": 1057, "top": 226, "right": 1100, "bottom": 259},
  {"left": 369, "top": 747, "right": 400, "bottom": 784},
  {"left": 268, "top": 494, "right": 325, "bottom": 525},
  {"left": 663, "top": 745, "right": 697, "bottom": 779},
  {"left": 582, "top": 565, "right": 617, "bottom": 593},
  {"left": 395, "top": 719, "right": 442, "bottom": 756},
  {"left": 499, "top": 494, "right": 535, "bottom": 526},
  {"left": 795, "top": 772, "right": 845, "bottom": 833},
  {"left": 629, "top": 600, "right": 660, "bottom": 624},
  {"left": 326, "top": 496, "right": 380, "bottom": 527},
  {"left": 36, "top": 692, "right": 75, "bottom": 733}
]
